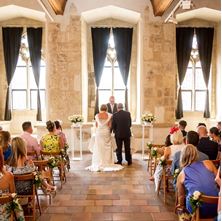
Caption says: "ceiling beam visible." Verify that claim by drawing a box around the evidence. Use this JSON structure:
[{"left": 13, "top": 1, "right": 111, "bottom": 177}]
[
  {"left": 47, "top": 0, "right": 67, "bottom": 15},
  {"left": 150, "top": 0, "right": 175, "bottom": 16}
]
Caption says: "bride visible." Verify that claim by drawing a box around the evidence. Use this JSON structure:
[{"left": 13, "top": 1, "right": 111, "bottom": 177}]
[{"left": 86, "top": 104, "right": 123, "bottom": 172}]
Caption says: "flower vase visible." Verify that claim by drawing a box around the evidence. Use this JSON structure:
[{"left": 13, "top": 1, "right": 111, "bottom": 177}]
[
  {"left": 144, "top": 121, "right": 152, "bottom": 126},
  {"left": 72, "top": 122, "right": 81, "bottom": 127}
]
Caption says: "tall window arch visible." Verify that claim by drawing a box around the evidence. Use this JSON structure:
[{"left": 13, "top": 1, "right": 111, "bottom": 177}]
[
  {"left": 181, "top": 34, "right": 207, "bottom": 111},
  {"left": 11, "top": 33, "right": 46, "bottom": 110},
  {"left": 98, "top": 32, "right": 127, "bottom": 107}
]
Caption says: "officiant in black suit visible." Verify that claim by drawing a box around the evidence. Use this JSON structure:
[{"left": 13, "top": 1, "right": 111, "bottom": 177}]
[
  {"left": 112, "top": 103, "right": 132, "bottom": 165},
  {"left": 107, "top": 96, "right": 118, "bottom": 114}
]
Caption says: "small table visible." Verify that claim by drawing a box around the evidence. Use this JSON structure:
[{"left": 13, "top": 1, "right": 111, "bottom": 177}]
[
  {"left": 71, "top": 124, "right": 83, "bottom": 160},
  {"left": 141, "top": 123, "right": 153, "bottom": 160}
]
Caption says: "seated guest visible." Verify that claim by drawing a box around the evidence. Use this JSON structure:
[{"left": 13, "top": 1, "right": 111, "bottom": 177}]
[
  {"left": 40, "top": 120, "right": 64, "bottom": 153},
  {"left": 178, "top": 120, "right": 187, "bottom": 137},
  {"left": 0, "top": 131, "right": 12, "bottom": 163},
  {"left": 21, "top": 121, "right": 40, "bottom": 158},
  {"left": 54, "top": 120, "right": 70, "bottom": 169},
  {"left": 0, "top": 147, "right": 24, "bottom": 220},
  {"left": 217, "top": 121, "right": 221, "bottom": 138},
  {"left": 0, "top": 147, "right": 15, "bottom": 193},
  {"left": 165, "top": 134, "right": 172, "bottom": 147},
  {"left": 8, "top": 137, "right": 55, "bottom": 193},
  {"left": 171, "top": 130, "right": 208, "bottom": 175},
  {"left": 197, "top": 122, "right": 207, "bottom": 128},
  {"left": 197, "top": 126, "right": 218, "bottom": 160},
  {"left": 176, "top": 144, "right": 219, "bottom": 218},
  {"left": 54, "top": 120, "right": 66, "bottom": 148},
  {"left": 151, "top": 126, "right": 185, "bottom": 190}
]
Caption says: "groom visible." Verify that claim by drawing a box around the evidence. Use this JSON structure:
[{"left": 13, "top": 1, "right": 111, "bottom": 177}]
[{"left": 112, "top": 103, "right": 132, "bottom": 165}]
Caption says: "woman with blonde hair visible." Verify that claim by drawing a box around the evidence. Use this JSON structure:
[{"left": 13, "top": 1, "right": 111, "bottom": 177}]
[
  {"left": 8, "top": 137, "right": 56, "bottom": 193},
  {"left": 86, "top": 104, "right": 123, "bottom": 172},
  {"left": 176, "top": 144, "right": 219, "bottom": 218}
]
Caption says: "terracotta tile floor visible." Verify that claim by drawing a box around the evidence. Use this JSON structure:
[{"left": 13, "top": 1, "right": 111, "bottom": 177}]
[{"left": 37, "top": 153, "right": 178, "bottom": 221}]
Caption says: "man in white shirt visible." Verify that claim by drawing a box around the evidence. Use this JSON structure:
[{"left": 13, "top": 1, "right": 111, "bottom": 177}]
[{"left": 107, "top": 96, "right": 118, "bottom": 114}]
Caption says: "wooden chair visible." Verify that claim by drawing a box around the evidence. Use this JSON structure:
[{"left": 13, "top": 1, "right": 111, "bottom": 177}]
[
  {"left": 40, "top": 150, "right": 67, "bottom": 189},
  {"left": 27, "top": 150, "right": 38, "bottom": 160},
  {"left": 14, "top": 173, "right": 41, "bottom": 220},
  {"left": 157, "top": 160, "right": 174, "bottom": 204},
  {"left": 192, "top": 195, "right": 219, "bottom": 221},
  {"left": 147, "top": 144, "right": 165, "bottom": 176},
  {"left": 0, "top": 195, "right": 15, "bottom": 220},
  {"left": 33, "top": 160, "right": 54, "bottom": 204},
  {"left": 211, "top": 159, "right": 220, "bottom": 169}
]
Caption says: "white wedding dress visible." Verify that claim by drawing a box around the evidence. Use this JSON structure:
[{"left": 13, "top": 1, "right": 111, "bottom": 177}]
[{"left": 86, "top": 113, "right": 124, "bottom": 172}]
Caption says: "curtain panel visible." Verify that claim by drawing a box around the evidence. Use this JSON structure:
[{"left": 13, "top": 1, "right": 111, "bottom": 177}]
[
  {"left": 196, "top": 28, "right": 214, "bottom": 118},
  {"left": 175, "top": 27, "right": 194, "bottom": 119},
  {"left": 2, "top": 27, "right": 23, "bottom": 120},
  {"left": 91, "top": 28, "right": 110, "bottom": 116},
  {"left": 113, "top": 28, "right": 133, "bottom": 111},
  {"left": 27, "top": 27, "right": 43, "bottom": 121}
]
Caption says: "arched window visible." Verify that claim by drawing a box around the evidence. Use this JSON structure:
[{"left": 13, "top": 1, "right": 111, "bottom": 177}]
[
  {"left": 98, "top": 32, "right": 127, "bottom": 107},
  {"left": 181, "top": 34, "right": 207, "bottom": 111},
  {"left": 11, "top": 33, "right": 46, "bottom": 110}
]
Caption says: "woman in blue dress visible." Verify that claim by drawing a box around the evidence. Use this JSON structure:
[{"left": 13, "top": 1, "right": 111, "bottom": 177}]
[{"left": 176, "top": 144, "right": 219, "bottom": 218}]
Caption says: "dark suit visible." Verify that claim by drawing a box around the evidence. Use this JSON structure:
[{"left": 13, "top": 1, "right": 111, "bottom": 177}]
[
  {"left": 112, "top": 110, "right": 132, "bottom": 163},
  {"left": 107, "top": 103, "right": 118, "bottom": 114},
  {"left": 197, "top": 137, "right": 219, "bottom": 160}
]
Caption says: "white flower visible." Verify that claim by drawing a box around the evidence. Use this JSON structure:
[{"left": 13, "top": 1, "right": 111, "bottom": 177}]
[
  {"left": 175, "top": 169, "right": 180, "bottom": 174},
  {"left": 11, "top": 193, "right": 16, "bottom": 198},
  {"left": 153, "top": 147, "right": 157, "bottom": 151},
  {"left": 160, "top": 156, "right": 165, "bottom": 161},
  {"left": 193, "top": 191, "right": 201, "bottom": 200}
]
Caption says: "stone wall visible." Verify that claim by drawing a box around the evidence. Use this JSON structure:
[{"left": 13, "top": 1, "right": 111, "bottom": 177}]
[
  {"left": 142, "top": 7, "right": 176, "bottom": 125},
  {"left": 46, "top": 14, "right": 82, "bottom": 123}
]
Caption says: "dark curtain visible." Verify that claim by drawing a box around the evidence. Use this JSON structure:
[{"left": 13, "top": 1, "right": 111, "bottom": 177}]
[
  {"left": 113, "top": 28, "right": 133, "bottom": 111},
  {"left": 27, "top": 27, "right": 43, "bottom": 121},
  {"left": 2, "top": 27, "right": 23, "bottom": 120},
  {"left": 91, "top": 28, "right": 110, "bottom": 115},
  {"left": 175, "top": 27, "right": 194, "bottom": 119},
  {"left": 196, "top": 28, "right": 214, "bottom": 118}
]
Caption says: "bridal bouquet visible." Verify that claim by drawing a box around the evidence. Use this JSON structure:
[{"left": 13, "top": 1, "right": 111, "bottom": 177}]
[
  {"left": 141, "top": 113, "right": 156, "bottom": 124},
  {"left": 68, "top": 115, "right": 84, "bottom": 124}
]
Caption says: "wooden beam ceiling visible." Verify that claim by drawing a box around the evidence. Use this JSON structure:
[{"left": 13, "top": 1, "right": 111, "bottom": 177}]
[
  {"left": 47, "top": 0, "right": 67, "bottom": 15},
  {"left": 150, "top": 0, "right": 175, "bottom": 16}
]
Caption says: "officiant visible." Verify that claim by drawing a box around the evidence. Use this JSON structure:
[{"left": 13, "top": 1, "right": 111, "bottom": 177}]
[{"left": 107, "top": 96, "right": 117, "bottom": 114}]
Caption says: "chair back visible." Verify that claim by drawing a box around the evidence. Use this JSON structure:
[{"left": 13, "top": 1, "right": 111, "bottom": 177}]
[
  {"left": 193, "top": 195, "right": 219, "bottom": 221},
  {"left": 27, "top": 150, "right": 38, "bottom": 160},
  {"left": 0, "top": 194, "right": 13, "bottom": 204},
  {"left": 14, "top": 173, "right": 35, "bottom": 195},
  {"left": 211, "top": 160, "right": 220, "bottom": 169},
  {"left": 40, "top": 150, "right": 61, "bottom": 159}
]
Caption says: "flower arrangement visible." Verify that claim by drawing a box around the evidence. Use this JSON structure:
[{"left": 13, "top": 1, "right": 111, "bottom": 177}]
[
  {"left": 158, "top": 156, "right": 166, "bottom": 166},
  {"left": 189, "top": 191, "right": 202, "bottom": 213},
  {"left": 33, "top": 172, "right": 42, "bottom": 188},
  {"left": 5, "top": 193, "right": 24, "bottom": 221},
  {"left": 170, "top": 126, "right": 180, "bottom": 134},
  {"left": 173, "top": 168, "right": 181, "bottom": 179},
  {"left": 151, "top": 147, "right": 158, "bottom": 158},
  {"left": 141, "top": 113, "right": 156, "bottom": 124},
  {"left": 47, "top": 156, "right": 60, "bottom": 168},
  {"left": 68, "top": 115, "right": 84, "bottom": 124},
  {"left": 147, "top": 142, "right": 153, "bottom": 150}
]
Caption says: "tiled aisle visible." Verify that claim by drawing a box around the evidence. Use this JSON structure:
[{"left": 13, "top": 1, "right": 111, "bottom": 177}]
[{"left": 38, "top": 153, "right": 177, "bottom": 221}]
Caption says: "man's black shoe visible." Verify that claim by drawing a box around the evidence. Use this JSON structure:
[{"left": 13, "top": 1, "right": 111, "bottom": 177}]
[
  {"left": 127, "top": 161, "right": 132, "bottom": 166},
  {"left": 115, "top": 161, "right": 122, "bottom": 165}
]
